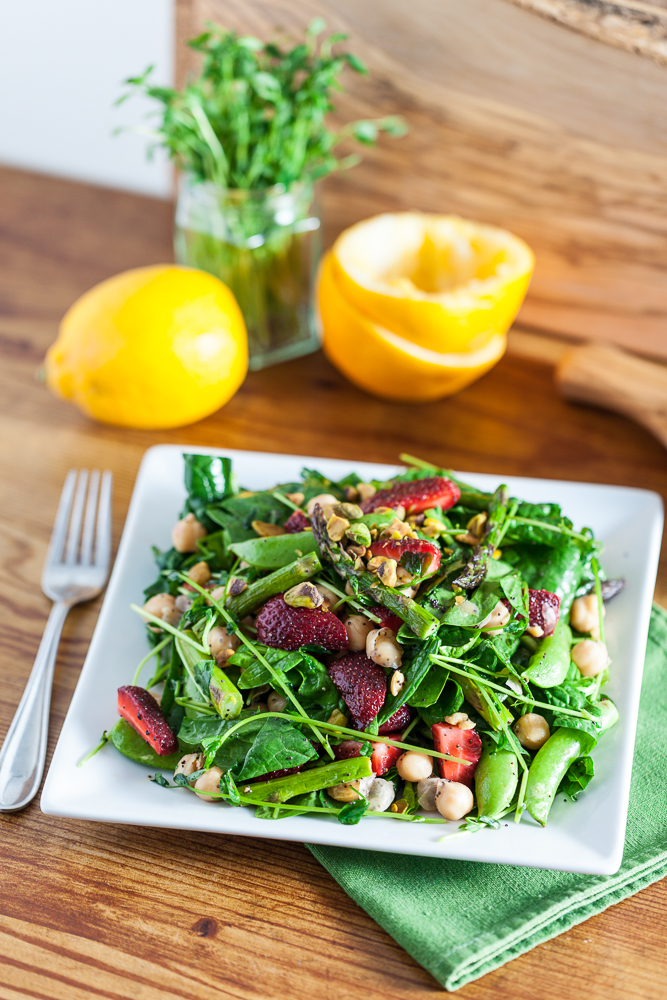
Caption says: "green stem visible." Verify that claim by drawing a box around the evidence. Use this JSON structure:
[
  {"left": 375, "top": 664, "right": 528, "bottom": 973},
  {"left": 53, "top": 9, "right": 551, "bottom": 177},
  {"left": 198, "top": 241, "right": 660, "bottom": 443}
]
[
  {"left": 130, "top": 605, "right": 207, "bottom": 653},
  {"left": 132, "top": 635, "right": 171, "bottom": 685},
  {"left": 320, "top": 578, "right": 382, "bottom": 622},
  {"left": 515, "top": 766, "right": 529, "bottom": 823},
  {"left": 214, "top": 711, "right": 472, "bottom": 765},
  {"left": 174, "top": 697, "right": 216, "bottom": 715},
  {"left": 510, "top": 516, "right": 589, "bottom": 543},
  {"left": 432, "top": 656, "right": 594, "bottom": 720},
  {"left": 592, "top": 557, "right": 606, "bottom": 644},
  {"left": 237, "top": 796, "right": 446, "bottom": 822},
  {"left": 272, "top": 491, "right": 303, "bottom": 512},
  {"left": 77, "top": 731, "right": 109, "bottom": 767}
]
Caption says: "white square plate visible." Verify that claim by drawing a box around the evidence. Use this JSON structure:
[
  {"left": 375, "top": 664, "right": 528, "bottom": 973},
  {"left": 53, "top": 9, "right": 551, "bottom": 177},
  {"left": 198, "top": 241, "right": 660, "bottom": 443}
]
[{"left": 41, "top": 446, "right": 663, "bottom": 874}]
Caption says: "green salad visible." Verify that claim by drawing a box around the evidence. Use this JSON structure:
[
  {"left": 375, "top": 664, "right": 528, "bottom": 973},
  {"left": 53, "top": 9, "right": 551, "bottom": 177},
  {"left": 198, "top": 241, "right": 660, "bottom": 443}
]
[{"left": 103, "top": 452, "right": 622, "bottom": 830}]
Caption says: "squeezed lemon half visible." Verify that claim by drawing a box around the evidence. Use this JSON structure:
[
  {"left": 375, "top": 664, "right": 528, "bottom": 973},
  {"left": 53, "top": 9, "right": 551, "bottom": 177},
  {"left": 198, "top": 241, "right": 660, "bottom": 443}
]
[{"left": 318, "top": 212, "right": 534, "bottom": 401}]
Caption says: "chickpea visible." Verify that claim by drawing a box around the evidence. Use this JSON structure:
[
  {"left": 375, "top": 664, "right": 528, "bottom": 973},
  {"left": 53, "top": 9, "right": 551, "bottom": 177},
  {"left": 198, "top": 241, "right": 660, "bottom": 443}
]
[
  {"left": 480, "top": 601, "right": 511, "bottom": 633},
  {"left": 208, "top": 585, "right": 226, "bottom": 606},
  {"left": 356, "top": 483, "right": 377, "bottom": 503},
  {"left": 142, "top": 593, "right": 182, "bottom": 629},
  {"left": 396, "top": 751, "right": 433, "bottom": 783},
  {"left": 306, "top": 493, "right": 339, "bottom": 516},
  {"left": 175, "top": 753, "right": 204, "bottom": 778},
  {"left": 435, "top": 780, "right": 474, "bottom": 821},
  {"left": 570, "top": 593, "right": 604, "bottom": 638},
  {"left": 193, "top": 766, "right": 223, "bottom": 801},
  {"left": 366, "top": 778, "right": 396, "bottom": 812},
  {"left": 207, "top": 626, "right": 240, "bottom": 665},
  {"left": 267, "top": 691, "right": 288, "bottom": 713},
  {"left": 315, "top": 583, "right": 339, "bottom": 610},
  {"left": 513, "top": 713, "right": 551, "bottom": 750},
  {"left": 187, "top": 561, "right": 211, "bottom": 586},
  {"left": 366, "top": 627, "right": 403, "bottom": 670},
  {"left": 174, "top": 594, "right": 193, "bottom": 613},
  {"left": 572, "top": 639, "right": 610, "bottom": 678},
  {"left": 417, "top": 776, "right": 442, "bottom": 811},
  {"left": 172, "top": 512, "right": 207, "bottom": 553},
  {"left": 344, "top": 614, "right": 375, "bottom": 651}
]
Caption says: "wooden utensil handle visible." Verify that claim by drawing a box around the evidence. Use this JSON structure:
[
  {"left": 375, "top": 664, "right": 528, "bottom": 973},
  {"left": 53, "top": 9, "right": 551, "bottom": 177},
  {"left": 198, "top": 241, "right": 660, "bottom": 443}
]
[{"left": 555, "top": 342, "right": 667, "bottom": 449}]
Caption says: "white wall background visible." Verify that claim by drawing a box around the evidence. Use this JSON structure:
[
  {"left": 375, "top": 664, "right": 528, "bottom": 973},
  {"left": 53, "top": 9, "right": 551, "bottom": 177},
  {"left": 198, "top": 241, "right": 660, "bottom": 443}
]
[{"left": 0, "top": 0, "right": 174, "bottom": 198}]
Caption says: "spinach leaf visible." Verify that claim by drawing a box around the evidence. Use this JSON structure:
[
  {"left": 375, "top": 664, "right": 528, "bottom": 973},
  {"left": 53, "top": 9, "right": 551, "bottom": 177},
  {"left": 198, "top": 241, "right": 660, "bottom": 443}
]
[
  {"left": 407, "top": 664, "right": 450, "bottom": 708},
  {"left": 442, "top": 580, "right": 500, "bottom": 628},
  {"left": 506, "top": 540, "right": 585, "bottom": 613},
  {"left": 377, "top": 637, "right": 440, "bottom": 724},
  {"left": 196, "top": 528, "right": 236, "bottom": 571},
  {"left": 183, "top": 454, "right": 236, "bottom": 526},
  {"left": 233, "top": 717, "right": 319, "bottom": 780},
  {"left": 219, "top": 491, "right": 292, "bottom": 530},
  {"left": 558, "top": 756, "right": 595, "bottom": 800},
  {"left": 234, "top": 648, "right": 302, "bottom": 688},
  {"left": 504, "top": 501, "right": 572, "bottom": 546},
  {"left": 143, "top": 546, "right": 188, "bottom": 599},
  {"left": 417, "top": 679, "right": 464, "bottom": 727},
  {"left": 337, "top": 797, "right": 368, "bottom": 825}
]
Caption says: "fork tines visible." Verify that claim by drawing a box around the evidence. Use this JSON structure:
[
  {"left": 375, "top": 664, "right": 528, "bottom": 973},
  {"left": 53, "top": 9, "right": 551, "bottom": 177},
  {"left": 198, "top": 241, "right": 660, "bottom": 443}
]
[{"left": 47, "top": 469, "right": 112, "bottom": 569}]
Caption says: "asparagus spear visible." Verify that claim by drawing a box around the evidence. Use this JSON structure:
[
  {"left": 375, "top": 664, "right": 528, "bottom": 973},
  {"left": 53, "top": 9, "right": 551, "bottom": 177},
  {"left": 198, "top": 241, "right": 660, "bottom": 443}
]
[
  {"left": 311, "top": 505, "right": 439, "bottom": 639},
  {"left": 452, "top": 486, "right": 511, "bottom": 590},
  {"left": 226, "top": 551, "right": 322, "bottom": 618}
]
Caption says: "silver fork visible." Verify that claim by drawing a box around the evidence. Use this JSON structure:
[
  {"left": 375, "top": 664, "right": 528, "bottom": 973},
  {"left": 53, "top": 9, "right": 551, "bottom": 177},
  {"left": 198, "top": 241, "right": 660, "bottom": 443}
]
[{"left": 0, "top": 469, "right": 113, "bottom": 812}]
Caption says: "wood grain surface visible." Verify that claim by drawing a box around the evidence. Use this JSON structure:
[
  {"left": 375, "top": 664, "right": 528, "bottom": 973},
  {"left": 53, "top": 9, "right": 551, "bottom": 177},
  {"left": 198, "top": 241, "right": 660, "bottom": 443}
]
[
  {"left": 2, "top": 165, "right": 667, "bottom": 999},
  {"left": 177, "top": 0, "right": 667, "bottom": 359}
]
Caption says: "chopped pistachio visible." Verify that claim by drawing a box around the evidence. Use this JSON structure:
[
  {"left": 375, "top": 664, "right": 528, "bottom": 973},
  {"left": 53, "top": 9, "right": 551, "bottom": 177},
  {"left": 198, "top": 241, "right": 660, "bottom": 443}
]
[
  {"left": 283, "top": 581, "right": 324, "bottom": 609},
  {"left": 327, "top": 513, "right": 350, "bottom": 541},
  {"left": 345, "top": 521, "right": 372, "bottom": 547},
  {"left": 357, "top": 483, "right": 376, "bottom": 502},
  {"left": 332, "top": 501, "right": 363, "bottom": 520},
  {"left": 228, "top": 577, "right": 247, "bottom": 596},
  {"left": 367, "top": 555, "right": 398, "bottom": 588}
]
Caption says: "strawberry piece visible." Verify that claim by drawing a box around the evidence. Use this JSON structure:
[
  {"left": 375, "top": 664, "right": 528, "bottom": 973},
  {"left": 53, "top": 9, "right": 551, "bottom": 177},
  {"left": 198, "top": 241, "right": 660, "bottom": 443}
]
[
  {"left": 361, "top": 476, "right": 460, "bottom": 515},
  {"left": 431, "top": 722, "right": 482, "bottom": 787},
  {"left": 369, "top": 537, "right": 441, "bottom": 578},
  {"left": 528, "top": 589, "right": 561, "bottom": 637},
  {"left": 368, "top": 605, "right": 403, "bottom": 634},
  {"left": 378, "top": 704, "right": 413, "bottom": 734},
  {"left": 284, "top": 510, "right": 310, "bottom": 533},
  {"left": 332, "top": 735, "right": 404, "bottom": 776},
  {"left": 328, "top": 652, "right": 387, "bottom": 729},
  {"left": 256, "top": 594, "right": 349, "bottom": 651},
  {"left": 370, "top": 735, "right": 404, "bottom": 776},
  {"left": 117, "top": 685, "right": 179, "bottom": 756}
]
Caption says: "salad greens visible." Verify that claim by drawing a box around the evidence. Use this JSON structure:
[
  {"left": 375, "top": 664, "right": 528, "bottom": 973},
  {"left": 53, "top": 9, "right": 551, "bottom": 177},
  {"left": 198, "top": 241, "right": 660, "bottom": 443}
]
[{"left": 107, "top": 452, "right": 622, "bottom": 832}]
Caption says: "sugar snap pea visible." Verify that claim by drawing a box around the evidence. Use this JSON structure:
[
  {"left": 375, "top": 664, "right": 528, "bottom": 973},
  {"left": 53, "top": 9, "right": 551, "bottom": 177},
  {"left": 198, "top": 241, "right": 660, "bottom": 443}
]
[
  {"left": 228, "top": 531, "right": 319, "bottom": 569},
  {"left": 475, "top": 739, "right": 518, "bottom": 819},
  {"left": 525, "top": 697, "right": 618, "bottom": 826},
  {"left": 524, "top": 619, "right": 572, "bottom": 688}
]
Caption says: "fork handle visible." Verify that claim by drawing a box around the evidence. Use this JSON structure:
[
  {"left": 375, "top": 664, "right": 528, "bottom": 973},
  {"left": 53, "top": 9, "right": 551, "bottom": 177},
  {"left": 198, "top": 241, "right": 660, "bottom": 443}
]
[{"left": 0, "top": 601, "right": 70, "bottom": 812}]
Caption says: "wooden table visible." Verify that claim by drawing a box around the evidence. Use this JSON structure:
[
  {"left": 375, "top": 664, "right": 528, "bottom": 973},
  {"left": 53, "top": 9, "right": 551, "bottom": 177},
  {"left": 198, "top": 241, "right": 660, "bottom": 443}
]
[{"left": 1, "top": 165, "right": 666, "bottom": 1000}]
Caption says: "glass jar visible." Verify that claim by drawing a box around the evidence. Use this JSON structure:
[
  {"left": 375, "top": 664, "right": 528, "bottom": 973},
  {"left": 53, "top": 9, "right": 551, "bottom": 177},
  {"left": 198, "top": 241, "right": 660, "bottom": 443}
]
[{"left": 174, "top": 174, "right": 322, "bottom": 370}]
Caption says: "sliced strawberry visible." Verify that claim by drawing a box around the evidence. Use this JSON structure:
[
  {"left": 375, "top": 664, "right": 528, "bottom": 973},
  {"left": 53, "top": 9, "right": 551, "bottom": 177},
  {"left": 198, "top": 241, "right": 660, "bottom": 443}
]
[
  {"left": 431, "top": 722, "right": 482, "bottom": 787},
  {"left": 370, "top": 735, "right": 404, "bottom": 776},
  {"left": 369, "top": 537, "right": 441, "bottom": 578},
  {"left": 361, "top": 476, "right": 461, "bottom": 515},
  {"left": 368, "top": 605, "right": 403, "bottom": 634},
  {"left": 528, "top": 589, "right": 561, "bottom": 637},
  {"left": 328, "top": 652, "right": 387, "bottom": 729},
  {"left": 117, "top": 685, "right": 179, "bottom": 756},
  {"left": 332, "top": 734, "right": 404, "bottom": 776},
  {"left": 378, "top": 704, "right": 413, "bottom": 734},
  {"left": 284, "top": 510, "right": 310, "bottom": 533},
  {"left": 256, "top": 594, "right": 348, "bottom": 651}
]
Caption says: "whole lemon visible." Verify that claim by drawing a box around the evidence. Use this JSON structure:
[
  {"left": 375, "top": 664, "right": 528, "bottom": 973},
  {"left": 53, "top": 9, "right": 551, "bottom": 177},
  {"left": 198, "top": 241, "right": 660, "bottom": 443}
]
[{"left": 45, "top": 264, "right": 248, "bottom": 428}]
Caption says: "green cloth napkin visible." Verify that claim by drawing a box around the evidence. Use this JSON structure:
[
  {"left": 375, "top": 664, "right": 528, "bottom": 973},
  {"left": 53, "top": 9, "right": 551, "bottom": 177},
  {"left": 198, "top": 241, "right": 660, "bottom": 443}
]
[{"left": 308, "top": 604, "right": 667, "bottom": 991}]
